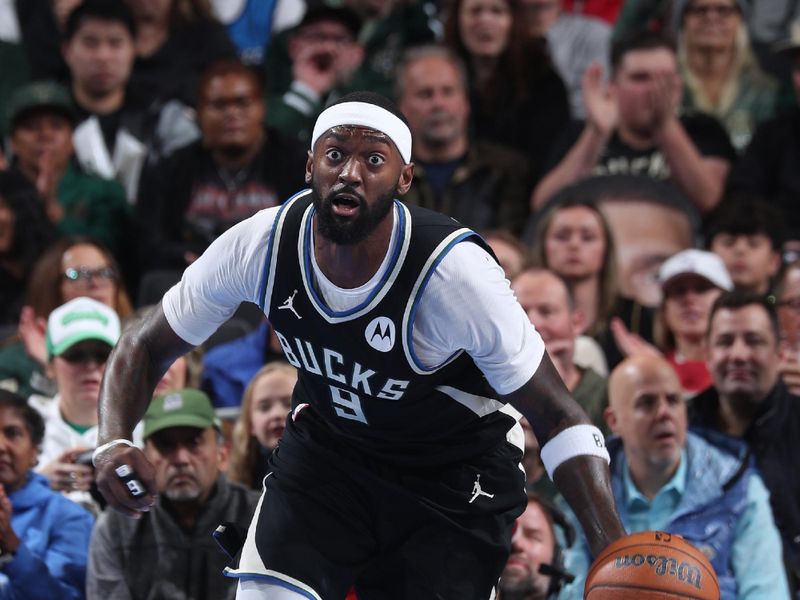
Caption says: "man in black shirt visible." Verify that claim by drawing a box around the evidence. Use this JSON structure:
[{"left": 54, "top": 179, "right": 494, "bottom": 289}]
[
  {"left": 138, "top": 59, "right": 307, "bottom": 269},
  {"left": 532, "top": 31, "right": 736, "bottom": 215}
]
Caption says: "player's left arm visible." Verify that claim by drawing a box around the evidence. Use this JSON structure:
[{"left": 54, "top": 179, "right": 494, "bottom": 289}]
[
  {"left": 501, "top": 356, "right": 626, "bottom": 557},
  {"left": 421, "top": 241, "right": 626, "bottom": 556}
]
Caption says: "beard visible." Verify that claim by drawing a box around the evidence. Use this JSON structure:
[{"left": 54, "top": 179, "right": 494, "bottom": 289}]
[
  {"left": 311, "top": 182, "right": 396, "bottom": 245},
  {"left": 499, "top": 569, "right": 550, "bottom": 600}
]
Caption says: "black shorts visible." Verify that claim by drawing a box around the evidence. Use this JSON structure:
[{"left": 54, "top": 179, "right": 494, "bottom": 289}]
[{"left": 228, "top": 407, "right": 527, "bottom": 600}]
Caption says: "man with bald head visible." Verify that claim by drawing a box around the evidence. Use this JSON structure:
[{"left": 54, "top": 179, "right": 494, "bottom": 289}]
[{"left": 562, "top": 355, "right": 789, "bottom": 598}]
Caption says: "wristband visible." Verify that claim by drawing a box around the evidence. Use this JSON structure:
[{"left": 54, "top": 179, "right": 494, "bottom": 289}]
[
  {"left": 540, "top": 425, "right": 609, "bottom": 480},
  {"left": 92, "top": 439, "right": 135, "bottom": 468}
]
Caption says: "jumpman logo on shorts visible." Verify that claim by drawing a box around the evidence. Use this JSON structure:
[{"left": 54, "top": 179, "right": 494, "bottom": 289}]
[
  {"left": 469, "top": 474, "right": 494, "bottom": 503},
  {"left": 279, "top": 289, "right": 302, "bottom": 319}
]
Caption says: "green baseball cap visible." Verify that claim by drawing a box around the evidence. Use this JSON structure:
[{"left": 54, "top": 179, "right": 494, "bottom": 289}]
[
  {"left": 144, "top": 389, "right": 221, "bottom": 439},
  {"left": 6, "top": 81, "right": 76, "bottom": 133}
]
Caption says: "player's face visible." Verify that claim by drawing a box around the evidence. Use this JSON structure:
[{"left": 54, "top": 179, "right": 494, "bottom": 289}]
[
  {"left": 608, "top": 361, "right": 686, "bottom": 473},
  {"left": 710, "top": 233, "right": 779, "bottom": 294},
  {"left": 62, "top": 19, "right": 135, "bottom": 97},
  {"left": 249, "top": 369, "right": 296, "bottom": 450},
  {"left": 0, "top": 407, "right": 38, "bottom": 493},
  {"left": 613, "top": 48, "right": 680, "bottom": 135},
  {"left": 198, "top": 74, "right": 265, "bottom": 154},
  {"left": 543, "top": 206, "right": 606, "bottom": 282},
  {"left": 397, "top": 56, "right": 469, "bottom": 150},
  {"left": 145, "top": 426, "right": 225, "bottom": 503},
  {"left": 706, "top": 305, "right": 780, "bottom": 403},
  {"left": 662, "top": 274, "right": 723, "bottom": 343},
  {"left": 308, "top": 125, "right": 413, "bottom": 245},
  {"left": 459, "top": 0, "right": 513, "bottom": 59},
  {"left": 512, "top": 270, "right": 575, "bottom": 362},
  {"left": 502, "top": 501, "right": 555, "bottom": 598}
]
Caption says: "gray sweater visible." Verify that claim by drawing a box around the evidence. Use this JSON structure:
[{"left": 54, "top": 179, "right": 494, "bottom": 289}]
[{"left": 86, "top": 475, "right": 259, "bottom": 600}]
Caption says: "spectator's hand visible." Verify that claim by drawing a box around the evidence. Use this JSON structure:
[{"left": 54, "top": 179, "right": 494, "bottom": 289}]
[
  {"left": 610, "top": 317, "right": 662, "bottom": 358},
  {"left": 51, "top": 0, "right": 82, "bottom": 30},
  {"left": 0, "top": 485, "right": 19, "bottom": 554},
  {"left": 36, "top": 150, "right": 64, "bottom": 223},
  {"left": 95, "top": 444, "right": 157, "bottom": 519},
  {"left": 779, "top": 347, "right": 800, "bottom": 395},
  {"left": 0, "top": 147, "right": 7, "bottom": 170},
  {"left": 39, "top": 448, "right": 94, "bottom": 493},
  {"left": 650, "top": 70, "right": 682, "bottom": 133},
  {"left": 18, "top": 306, "right": 48, "bottom": 367},
  {"left": 293, "top": 44, "right": 341, "bottom": 95},
  {"left": 333, "top": 44, "right": 365, "bottom": 86},
  {"left": 583, "top": 63, "right": 617, "bottom": 136}
]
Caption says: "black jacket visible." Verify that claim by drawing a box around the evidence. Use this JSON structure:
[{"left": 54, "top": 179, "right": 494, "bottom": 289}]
[{"left": 689, "top": 380, "right": 800, "bottom": 589}]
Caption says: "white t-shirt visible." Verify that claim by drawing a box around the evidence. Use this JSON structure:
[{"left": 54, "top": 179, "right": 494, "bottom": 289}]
[{"left": 163, "top": 204, "right": 544, "bottom": 396}]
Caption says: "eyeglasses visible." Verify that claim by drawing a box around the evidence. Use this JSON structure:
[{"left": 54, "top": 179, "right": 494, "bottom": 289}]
[
  {"left": 685, "top": 3, "right": 739, "bottom": 18},
  {"left": 63, "top": 266, "right": 117, "bottom": 286},
  {"left": 59, "top": 346, "right": 111, "bottom": 365}
]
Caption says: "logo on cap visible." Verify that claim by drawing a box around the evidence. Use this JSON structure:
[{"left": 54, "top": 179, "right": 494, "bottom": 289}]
[{"left": 163, "top": 393, "right": 184, "bottom": 412}]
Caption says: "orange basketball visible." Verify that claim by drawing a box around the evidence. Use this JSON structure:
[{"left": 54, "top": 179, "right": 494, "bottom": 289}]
[{"left": 584, "top": 531, "right": 720, "bottom": 599}]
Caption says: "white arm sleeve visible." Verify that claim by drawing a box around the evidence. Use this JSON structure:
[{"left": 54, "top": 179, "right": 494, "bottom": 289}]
[
  {"left": 412, "top": 241, "right": 545, "bottom": 395},
  {"left": 162, "top": 208, "right": 278, "bottom": 346}
]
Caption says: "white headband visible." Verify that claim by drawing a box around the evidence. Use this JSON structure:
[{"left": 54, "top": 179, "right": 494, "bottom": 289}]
[{"left": 310, "top": 101, "right": 412, "bottom": 164}]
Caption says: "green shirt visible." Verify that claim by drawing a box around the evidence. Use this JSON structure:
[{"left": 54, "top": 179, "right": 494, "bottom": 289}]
[{"left": 56, "top": 161, "right": 130, "bottom": 256}]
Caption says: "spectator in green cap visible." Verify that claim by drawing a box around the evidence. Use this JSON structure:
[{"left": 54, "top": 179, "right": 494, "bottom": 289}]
[
  {"left": 30, "top": 295, "right": 129, "bottom": 512},
  {"left": 86, "top": 388, "right": 259, "bottom": 600},
  {"left": 6, "top": 80, "right": 131, "bottom": 258}
]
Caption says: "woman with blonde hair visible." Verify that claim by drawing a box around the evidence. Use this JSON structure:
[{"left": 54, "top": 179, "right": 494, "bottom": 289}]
[
  {"left": 228, "top": 362, "right": 297, "bottom": 489},
  {"left": 531, "top": 196, "right": 655, "bottom": 368},
  {"left": 531, "top": 197, "right": 619, "bottom": 338},
  {"left": 678, "top": 0, "right": 777, "bottom": 151}
]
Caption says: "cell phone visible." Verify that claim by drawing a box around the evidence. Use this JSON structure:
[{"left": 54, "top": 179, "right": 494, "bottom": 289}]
[{"left": 74, "top": 450, "right": 95, "bottom": 468}]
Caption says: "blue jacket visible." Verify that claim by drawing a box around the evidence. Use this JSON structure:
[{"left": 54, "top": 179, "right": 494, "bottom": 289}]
[
  {"left": 202, "top": 322, "right": 269, "bottom": 409},
  {"left": 0, "top": 472, "right": 94, "bottom": 600},
  {"left": 610, "top": 432, "right": 748, "bottom": 598}
]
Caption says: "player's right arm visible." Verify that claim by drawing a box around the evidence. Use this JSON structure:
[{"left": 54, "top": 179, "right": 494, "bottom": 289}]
[
  {"left": 94, "top": 306, "right": 192, "bottom": 517},
  {"left": 501, "top": 359, "right": 626, "bottom": 558},
  {"left": 94, "top": 206, "right": 280, "bottom": 517}
]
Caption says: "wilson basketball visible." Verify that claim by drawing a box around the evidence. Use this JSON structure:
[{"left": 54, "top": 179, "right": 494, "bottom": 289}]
[{"left": 584, "top": 531, "right": 720, "bottom": 599}]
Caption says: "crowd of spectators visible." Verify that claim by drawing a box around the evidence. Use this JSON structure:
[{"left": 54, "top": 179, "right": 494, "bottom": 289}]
[{"left": 1, "top": 0, "right": 800, "bottom": 598}]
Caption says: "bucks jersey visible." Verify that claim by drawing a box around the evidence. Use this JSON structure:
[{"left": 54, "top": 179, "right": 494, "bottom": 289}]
[{"left": 260, "top": 191, "right": 522, "bottom": 468}]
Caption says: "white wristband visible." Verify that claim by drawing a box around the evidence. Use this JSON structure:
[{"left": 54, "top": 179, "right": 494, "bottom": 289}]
[
  {"left": 92, "top": 439, "right": 135, "bottom": 468},
  {"left": 540, "top": 424, "right": 609, "bottom": 480}
]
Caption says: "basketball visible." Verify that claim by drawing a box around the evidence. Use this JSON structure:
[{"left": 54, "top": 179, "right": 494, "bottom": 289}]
[{"left": 584, "top": 531, "right": 720, "bottom": 599}]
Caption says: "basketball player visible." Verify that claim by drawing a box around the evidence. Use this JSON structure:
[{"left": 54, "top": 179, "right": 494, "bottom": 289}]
[{"left": 93, "top": 91, "right": 625, "bottom": 599}]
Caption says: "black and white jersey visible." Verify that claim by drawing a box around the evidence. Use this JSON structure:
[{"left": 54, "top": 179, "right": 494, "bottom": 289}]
[{"left": 261, "top": 192, "right": 523, "bottom": 467}]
